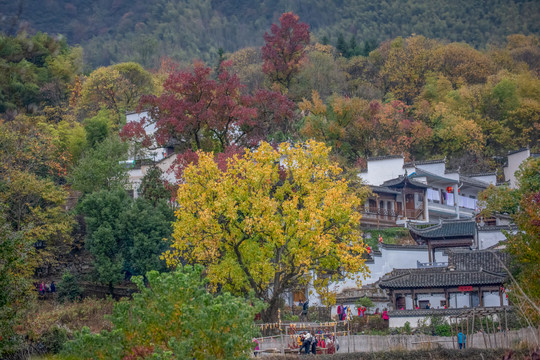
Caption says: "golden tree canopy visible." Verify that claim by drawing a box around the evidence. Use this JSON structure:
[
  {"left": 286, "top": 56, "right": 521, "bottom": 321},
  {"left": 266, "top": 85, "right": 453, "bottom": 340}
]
[{"left": 164, "top": 140, "right": 369, "bottom": 320}]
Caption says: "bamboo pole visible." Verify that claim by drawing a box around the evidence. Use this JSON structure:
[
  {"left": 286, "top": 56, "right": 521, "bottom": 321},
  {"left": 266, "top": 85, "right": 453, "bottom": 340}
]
[
  {"left": 466, "top": 315, "right": 470, "bottom": 349},
  {"left": 471, "top": 310, "right": 476, "bottom": 349},
  {"left": 485, "top": 315, "right": 493, "bottom": 348},
  {"left": 451, "top": 317, "right": 456, "bottom": 350},
  {"left": 480, "top": 313, "right": 488, "bottom": 349},
  {"left": 491, "top": 314, "right": 498, "bottom": 348},
  {"left": 504, "top": 308, "right": 508, "bottom": 348}
]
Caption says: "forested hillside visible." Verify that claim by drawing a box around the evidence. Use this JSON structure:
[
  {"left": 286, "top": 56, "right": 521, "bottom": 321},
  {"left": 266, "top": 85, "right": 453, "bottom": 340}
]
[
  {"left": 1, "top": 10, "right": 540, "bottom": 358},
  {"left": 1, "top": 0, "right": 539, "bottom": 67}
]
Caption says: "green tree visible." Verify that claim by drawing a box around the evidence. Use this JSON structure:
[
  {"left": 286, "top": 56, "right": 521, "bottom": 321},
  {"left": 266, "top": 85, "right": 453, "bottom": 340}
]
[
  {"left": 336, "top": 33, "right": 348, "bottom": 57},
  {"left": 57, "top": 270, "right": 83, "bottom": 303},
  {"left": 78, "top": 62, "right": 154, "bottom": 122},
  {"left": 507, "top": 158, "right": 540, "bottom": 322},
  {"left": 355, "top": 296, "right": 374, "bottom": 310},
  {"left": 77, "top": 189, "right": 173, "bottom": 291},
  {"left": 69, "top": 135, "right": 129, "bottom": 194},
  {"left": 0, "top": 116, "right": 73, "bottom": 269},
  {"left": 83, "top": 108, "right": 112, "bottom": 149},
  {"left": 138, "top": 165, "right": 171, "bottom": 206},
  {"left": 479, "top": 157, "right": 540, "bottom": 323},
  {"left": 0, "top": 206, "right": 35, "bottom": 356},
  {"left": 62, "top": 266, "right": 262, "bottom": 359}
]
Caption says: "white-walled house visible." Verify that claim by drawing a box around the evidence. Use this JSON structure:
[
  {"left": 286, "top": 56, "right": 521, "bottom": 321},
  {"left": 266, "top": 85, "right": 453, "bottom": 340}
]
[
  {"left": 359, "top": 156, "right": 491, "bottom": 223},
  {"left": 503, "top": 148, "right": 540, "bottom": 188},
  {"left": 379, "top": 249, "right": 510, "bottom": 318},
  {"left": 125, "top": 111, "right": 171, "bottom": 163}
]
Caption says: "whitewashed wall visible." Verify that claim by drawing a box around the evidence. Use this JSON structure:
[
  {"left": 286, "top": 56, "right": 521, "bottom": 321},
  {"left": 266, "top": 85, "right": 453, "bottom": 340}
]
[
  {"left": 309, "top": 246, "right": 447, "bottom": 309},
  {"left": 359, "top": 157, "right": 405, "bottom": 186},
  {"left": 504, "top": 149, "right": 530, "bottom": 188},
  {"left": 416, "top": 162, "right": 446, "bottom": 176}
]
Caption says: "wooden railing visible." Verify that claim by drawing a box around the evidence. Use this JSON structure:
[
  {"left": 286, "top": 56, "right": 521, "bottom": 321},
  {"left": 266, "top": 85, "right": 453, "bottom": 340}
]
[{"left": 361, "top": 207, "right": 424, "bottom": 220}]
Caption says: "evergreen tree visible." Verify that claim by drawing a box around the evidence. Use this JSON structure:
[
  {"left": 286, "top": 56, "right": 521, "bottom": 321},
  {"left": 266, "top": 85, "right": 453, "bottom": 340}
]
[
  {"left": 336, "top": 33, "right": 348, "bottom": 57},
  {"left": 57, "top": 271, "right": 82, "bottom": 303},
  {"left": 348, "top": 35, "right": 359, "bottom": 57}
]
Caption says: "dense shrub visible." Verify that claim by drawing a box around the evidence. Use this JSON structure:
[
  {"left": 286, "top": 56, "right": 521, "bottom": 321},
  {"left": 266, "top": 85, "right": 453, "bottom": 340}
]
[
  {"left": 61, "top": 266, "right": 263, "bottom": 359},
  {"left": 40, "top": 326, "right": 68, "bottom": 354}
]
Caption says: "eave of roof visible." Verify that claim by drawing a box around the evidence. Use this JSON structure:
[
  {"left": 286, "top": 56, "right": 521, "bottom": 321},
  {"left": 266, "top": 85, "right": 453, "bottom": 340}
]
[
  {"left": 369, "top": 185, "right": 401, "bottom": 195},
  {"left": 507, "top": 148, "right": 529, "bottom": 155},
  {"left": 460, "top": 176, "right": 490, "bottom": 189},
  {"left": 367, "top": 155, "right": 404, "bottom": 161},
  {"left": 464, "top": 172, "right": 497, "bottom": 177},
  {"left": 409, "top": 168, "right": 458, "bottom": 184},
  {"left": 379, "top": 268, "right": 505, "bottom": 289},
  {"left": 382, "top": 175, "right": 429, "bottom": 189},
  {"left": 408, "top": 220, "right": 476, "bottom": 239},
  {"left": 403, "top": 159, "right": 446, "bottom": 167}
]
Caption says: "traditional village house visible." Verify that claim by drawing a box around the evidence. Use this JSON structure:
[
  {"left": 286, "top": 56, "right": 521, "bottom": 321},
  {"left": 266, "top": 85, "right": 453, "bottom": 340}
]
[
  {"left": 379, "top": 249, "right": 510, "bottom": 328},
  {"left": 359, "top": 156, "right": 493, "bottom": 227}
]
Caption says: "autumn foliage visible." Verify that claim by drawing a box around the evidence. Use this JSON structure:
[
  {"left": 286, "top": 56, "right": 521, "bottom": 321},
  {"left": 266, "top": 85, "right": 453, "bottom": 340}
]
[
  {"left": 163, "top": 140, "right": 369, "bottom": 321},
  {"left": 262, "top": 12, "right": 310, "bottom": 90}
]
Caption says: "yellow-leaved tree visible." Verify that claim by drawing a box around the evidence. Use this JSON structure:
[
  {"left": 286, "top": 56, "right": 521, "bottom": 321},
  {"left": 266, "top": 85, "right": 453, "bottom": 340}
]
[{"left": 163, "top": 140, "right": 369, "bottom": 321}]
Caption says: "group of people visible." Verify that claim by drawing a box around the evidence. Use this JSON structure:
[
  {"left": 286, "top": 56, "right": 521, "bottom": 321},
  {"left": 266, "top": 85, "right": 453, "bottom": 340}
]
[
  {"left": 336, "top": 304, "right": 389, "bottom": 322},
  {"left": 298, "top": 331, "right": 318, "bottom": 354},
  {"left": 336, "top": 304, "right": 351, "bottom": 321},
  {"left": 298, "top": 331, "right": 338, "bottom": 355},
  {"left": 37, "top": 281, "right": 56, "bottom": 295}
]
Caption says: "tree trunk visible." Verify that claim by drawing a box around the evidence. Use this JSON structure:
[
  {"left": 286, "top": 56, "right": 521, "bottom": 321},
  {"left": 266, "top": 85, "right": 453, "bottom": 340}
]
[
  {"left": 108, "top": 281, "right": 115, "bottom": 297},
  {"left": 261, "top": 296, "right": 281, "bottom": 323}
]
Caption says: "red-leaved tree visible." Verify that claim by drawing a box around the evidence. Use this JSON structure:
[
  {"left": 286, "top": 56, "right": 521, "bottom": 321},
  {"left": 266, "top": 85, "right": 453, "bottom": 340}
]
[
  {"left": 120, "top": 61, "right": 297, "bottom": 180},
  {"left": 262, "top": 12, "right": 310, "bottom": 91}
]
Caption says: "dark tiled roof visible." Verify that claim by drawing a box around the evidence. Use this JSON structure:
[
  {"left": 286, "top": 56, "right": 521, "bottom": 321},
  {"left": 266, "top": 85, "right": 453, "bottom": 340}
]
[
  {"left": 367, "top": 155, "right": 403, "bottom": 161},
  {"left": 409, "top": 168, "right": 458, "bottom": 183},
  {"left": 369, "top": 185, "right": 401, "bottom": 195},
  {"left": 507, "top": 148, "right": 529, "bottom": 155},
  {"left": 464, "top": 172, "right": 497, "bottom": 177},
  {"left": 477, "top": 224, "right": 518, "bottom": 232},
  {"left": 460, "top": 176, "right": 490, "bottom": 189},
  {"left": 448, "top": 249, "right": 509, "bottom": 273},
  {"left": 379, "top": 243, "right": 428, "bottom": 251},
  {"left": 403, "top": 159, "right": 446, "bottom": 167},
  {"left": 382, "top": 175, "right": 429, "bottom": 189},
  {"left": 379, "top": 268, "right": 505, "bottom": 289},
  {"left": 408, "top": 220, "right": 475, "bottom": 239}
]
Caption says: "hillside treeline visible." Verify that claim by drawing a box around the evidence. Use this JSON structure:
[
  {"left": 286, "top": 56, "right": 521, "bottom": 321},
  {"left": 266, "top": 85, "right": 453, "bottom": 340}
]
[
  {"left": 1, "top": 0, "right": 539, "bottom": 67},
  {"left": 1, "top": 29, "right": 538, "bottom": 171}
]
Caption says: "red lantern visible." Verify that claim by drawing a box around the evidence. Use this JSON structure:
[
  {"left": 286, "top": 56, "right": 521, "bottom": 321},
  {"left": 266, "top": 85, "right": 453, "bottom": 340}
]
[{"left": 446, "top": 186, "right": 453, "bottom": 193}]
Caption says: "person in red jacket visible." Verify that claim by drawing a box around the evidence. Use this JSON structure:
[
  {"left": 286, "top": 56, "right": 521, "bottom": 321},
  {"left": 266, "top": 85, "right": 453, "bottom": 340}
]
[{"left": 382, "top": 309, "right": 389, "bottom": 321}]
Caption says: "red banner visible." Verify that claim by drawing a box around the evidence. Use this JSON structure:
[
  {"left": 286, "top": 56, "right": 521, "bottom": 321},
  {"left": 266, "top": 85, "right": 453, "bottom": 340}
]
[{"left": 458, "top": 286, "right": 473, "bottom": 292}]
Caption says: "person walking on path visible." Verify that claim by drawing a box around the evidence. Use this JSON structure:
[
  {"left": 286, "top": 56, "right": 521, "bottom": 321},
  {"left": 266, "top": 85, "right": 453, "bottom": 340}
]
[{"left": 301, "top": 299, "right": 309, "bottom": 321}]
